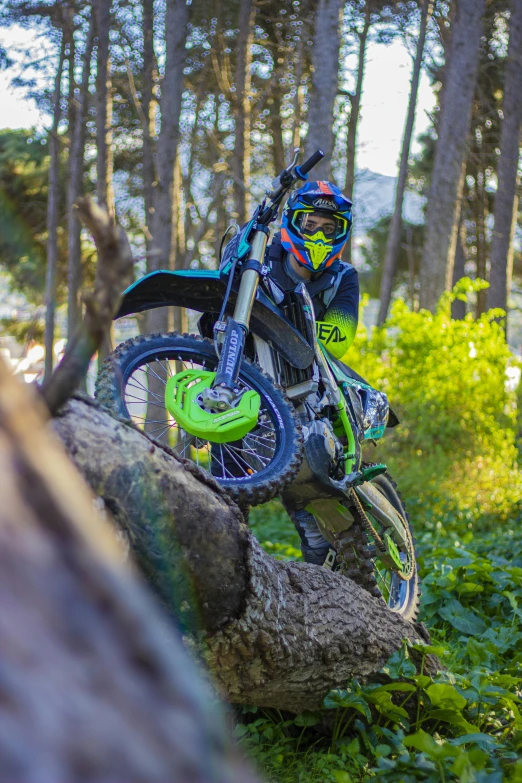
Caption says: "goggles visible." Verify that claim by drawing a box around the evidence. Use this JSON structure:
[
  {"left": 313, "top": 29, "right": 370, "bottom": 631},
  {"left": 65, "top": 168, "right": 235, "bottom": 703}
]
[{"left": 291, "top": 208, "right": 349, "bottom": 243}]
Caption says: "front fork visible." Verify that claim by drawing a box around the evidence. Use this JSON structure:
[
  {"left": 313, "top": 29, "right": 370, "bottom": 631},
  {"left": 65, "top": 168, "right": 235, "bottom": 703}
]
[{"left": 210, "top": 229, "right": 269, "bottom": 406}]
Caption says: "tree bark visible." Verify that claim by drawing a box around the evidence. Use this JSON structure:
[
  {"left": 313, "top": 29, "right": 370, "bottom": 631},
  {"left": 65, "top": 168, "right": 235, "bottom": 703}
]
[
  {"left": 44, "top": 35, "right": 67, "bottom": 382},
  {"left": 67, "top": 13, "right": 95, "bottom": 339},
  {"left": 342, "top": 5, "right": 371, "bottom": 264},
  {"left": 53, "top": 398, "right": 439, "bottom": 713},
  {"left": 232, "top": 0, "right": 255, "bottom": 224},
  {"left": 487, "top": 0, "right": 522, "bottom": 319},
  {"left": 344, "top": 5, "right": 371, "bottom": 201},
  {"left": 451, "top": 211, "right": 467, "bottom": 320},
  {"left": 271, "top": 81, "right": 286, "bottom": 177},
  {"left": 377, "top": 0, "right": 432, "bottom": 326},
  {"left": 0, "top": 358, "right": 259, "bottom": 782},
  {"left": 476, "top": 160, "right": 488, "bottom": 317},
  {"left": 305, "top": 0, "right": 344, "bottom": 181},
  {"left": 148, "top": 0, "right": 189, "bottom": 335},
  {"left": 418, "top": 0, "right": 487, "bottom": 312},
  {"left": 95, "top": 0, "right": 116, "bottom": 367},
  {"left": 95, "top": 0, "right": 115, "bottom": 216},
  {"left": 142, "top": 0, "right": 157, "bottom": 259}
]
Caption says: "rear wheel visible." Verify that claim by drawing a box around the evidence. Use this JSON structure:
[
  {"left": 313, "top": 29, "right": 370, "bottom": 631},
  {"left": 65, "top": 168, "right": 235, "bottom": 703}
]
[
  {"left": 95, "top": 332, "right": 303, "bottom": 507},
  {"left": 359, "top": 473, "right": 420, "bottom": 621},
  {"left": 346, "top": 472, "right": 420, "bottom": 621},
  {"left": 319, "top": 472, "right": 420, "bottom": 621}
]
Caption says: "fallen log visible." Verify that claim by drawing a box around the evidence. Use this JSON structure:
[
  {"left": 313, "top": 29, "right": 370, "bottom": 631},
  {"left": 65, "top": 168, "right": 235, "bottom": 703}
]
[{"left": 53, "top": 396, "right": 438, "bottom": 714}]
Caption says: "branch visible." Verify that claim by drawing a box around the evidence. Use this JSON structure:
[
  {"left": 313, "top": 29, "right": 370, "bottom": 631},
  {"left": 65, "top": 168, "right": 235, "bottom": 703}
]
[{"left": 41, "top": 199, "right": 134, "bottom": 416}]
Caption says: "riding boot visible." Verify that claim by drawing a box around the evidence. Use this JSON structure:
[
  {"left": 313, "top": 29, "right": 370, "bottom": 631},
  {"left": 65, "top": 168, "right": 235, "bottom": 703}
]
[{"left": 283, "top": 504, "right": 335, "bottom": 567}]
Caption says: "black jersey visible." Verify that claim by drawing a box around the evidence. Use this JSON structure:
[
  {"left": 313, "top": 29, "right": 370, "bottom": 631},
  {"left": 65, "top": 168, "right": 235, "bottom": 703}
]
[{"left": 266, "top": 232, "right": 359, "bottom": 359}]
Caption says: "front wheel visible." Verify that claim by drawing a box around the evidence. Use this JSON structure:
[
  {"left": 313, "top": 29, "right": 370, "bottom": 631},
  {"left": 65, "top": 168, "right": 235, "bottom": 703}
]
[{"left": 95, "top": 332, "right": 303, "bottom": 507}]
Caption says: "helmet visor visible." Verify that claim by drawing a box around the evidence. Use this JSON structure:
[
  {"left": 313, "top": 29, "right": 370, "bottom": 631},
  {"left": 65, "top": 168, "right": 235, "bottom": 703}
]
[{"left": 292, "top": 209, "right": 349, "bottom": 243}]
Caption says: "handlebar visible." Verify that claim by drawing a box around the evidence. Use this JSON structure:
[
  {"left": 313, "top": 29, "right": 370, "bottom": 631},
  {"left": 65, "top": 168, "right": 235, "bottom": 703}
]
[
  {"left": 258, "top": 148, "right": 326, "bottom": 225},
  {"left": 295, "top": 149, "right": 324, "bottom": 179}
]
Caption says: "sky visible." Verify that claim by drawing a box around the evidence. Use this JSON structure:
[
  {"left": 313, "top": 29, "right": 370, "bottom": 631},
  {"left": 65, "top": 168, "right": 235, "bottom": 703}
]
[{"left": 0, "top": 25, "right": 436, "bottom": 179}]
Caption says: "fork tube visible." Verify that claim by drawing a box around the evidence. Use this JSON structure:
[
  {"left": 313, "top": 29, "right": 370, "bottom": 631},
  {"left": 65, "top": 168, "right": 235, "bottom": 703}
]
[{"left": 233, "top": 230, "right": 268, "bottom": 329}]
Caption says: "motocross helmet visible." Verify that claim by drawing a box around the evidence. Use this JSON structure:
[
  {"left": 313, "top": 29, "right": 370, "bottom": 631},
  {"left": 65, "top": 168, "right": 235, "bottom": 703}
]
[{"left": 280, "top": 181, "right": 352, "bottom": 273}]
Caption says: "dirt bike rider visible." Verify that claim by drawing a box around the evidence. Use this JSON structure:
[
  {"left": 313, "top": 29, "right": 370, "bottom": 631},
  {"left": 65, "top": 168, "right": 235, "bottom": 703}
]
[{"left": 266, "top": 180, "right": 358, "bottom": 567}]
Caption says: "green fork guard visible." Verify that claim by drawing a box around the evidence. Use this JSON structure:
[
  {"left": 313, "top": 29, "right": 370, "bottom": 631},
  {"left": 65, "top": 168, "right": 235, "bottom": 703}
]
[{"left": 164, "top": 369, "right": 261, "bottom": 444}]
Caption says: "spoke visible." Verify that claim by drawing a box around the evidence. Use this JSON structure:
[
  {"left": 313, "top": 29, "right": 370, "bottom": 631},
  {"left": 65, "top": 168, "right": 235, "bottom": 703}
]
[
  {"left": 221, "top": 444, "right": 254, "bottom": 477},
  {"left": 125, "top": 396, "right": 166, "bottom": 409},
  {"left": 147, "top": 423, "right": 175, "bottom": 437},
  {"left": 127, "top": 374, "right": 153, "bottom": 394},
  {"left": 243, "top": 434, "right": 276, "bottom": 452},
  {"left": 143, "top": 364, "right": 168, "bottom": 386},
  {"left": 210, "top": 446, "right": 234, "bottom": 479},
  {"left": 153, "top": 358, "right": 170, "bottom": 380},
  {"left": 129, "top": 416, "right": 176, "bottom": 425},
  {"left": 127, "top": 378, "right": 165, "bottom": 403},
  {"left": 233, "top": 445, "right": 270, "bottom": 464},
  {"left": 256, "top": 421, "right": 276, "bottom": 432}
]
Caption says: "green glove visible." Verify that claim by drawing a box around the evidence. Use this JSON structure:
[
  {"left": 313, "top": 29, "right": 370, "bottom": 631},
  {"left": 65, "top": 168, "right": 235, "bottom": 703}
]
[{"left": 316, "top": 313, "right": 357, "bottom": 360}]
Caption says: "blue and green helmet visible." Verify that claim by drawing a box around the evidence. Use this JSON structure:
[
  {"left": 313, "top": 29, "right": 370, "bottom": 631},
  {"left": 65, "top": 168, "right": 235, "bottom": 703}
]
[{"left": 280, "top": 181, "right": 353, "bottom": 273}]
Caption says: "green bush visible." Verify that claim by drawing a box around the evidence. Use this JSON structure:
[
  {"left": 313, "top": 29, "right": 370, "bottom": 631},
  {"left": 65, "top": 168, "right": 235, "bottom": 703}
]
[{"left": 348, "top": 282, "right": 522, "bottom": 520}]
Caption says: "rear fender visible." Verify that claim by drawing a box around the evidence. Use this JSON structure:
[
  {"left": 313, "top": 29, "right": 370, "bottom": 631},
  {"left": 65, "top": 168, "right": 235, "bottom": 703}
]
[{"left": 115, "top": 270, "right": 315, "bottom": 370}]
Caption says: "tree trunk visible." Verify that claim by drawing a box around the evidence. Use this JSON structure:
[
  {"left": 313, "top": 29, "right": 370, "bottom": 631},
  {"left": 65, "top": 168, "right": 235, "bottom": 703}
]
[
  {"left": 95, "top": 0, "right": 116, "bottom": 367},
  {"left": 291, "top": 36, "right": 305, "bottom": 153},
  {"left": 271, "top": 81, "right": 286, "bottom": 177},
  {"left": 451, "top": 212, "right": 467, "bottom": 320},
  {"left": 53, "top": 397, "right": 439, "bottom": 713},
  {"left": 172, "top": 157, "right": 187, "bottom": 333},
  {"left": 476, "top": 161, "right": 488, "bottom": 317},
  {"left": 142, "top": 0, "right": 157, "bottom": 261},
  {"left": 344, "top": 6, "right": 370, "bottom": 200},
  {"left": 67, "top": 14, "right": 95, "bottom": 340},
  {"left": 377, "top": 0, "right": 432, "bottom": 326},
  {"left": 343, "top": 6, "right": 371, "bottom": 264},
  {"left": 95, "top": 0, "right": 114, "bottom": 216},
  {"left": 148, "top": 0, "right": 189, "bottom": 335},
  {"left": 487, "top": 0, "right": 522, "bottom": 319},
  {"left": 232, "top": 0, "right": 255, "bottom": 224},
  {"left": 418, "top": 0, "right": 486, "bottom": 312},
  {"left": 0, "top": 358, "right": 259, "bottom": 782},
  {"left": 305, "top": 0, "right": 344, "bottom": 181},
  {"left": 44, "top": 36, "right": 66, "bottom": 382}
]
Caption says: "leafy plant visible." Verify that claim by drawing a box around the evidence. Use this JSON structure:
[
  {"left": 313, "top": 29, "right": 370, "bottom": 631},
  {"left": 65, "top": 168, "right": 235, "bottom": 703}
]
[{"left": 349, "top": 284, "right": 522, "bottom": 520}]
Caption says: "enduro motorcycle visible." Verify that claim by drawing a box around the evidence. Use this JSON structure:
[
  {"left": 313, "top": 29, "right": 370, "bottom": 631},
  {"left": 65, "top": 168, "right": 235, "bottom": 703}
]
[{"left": 96, "top": 149, "right": 420, "bottom": 621}]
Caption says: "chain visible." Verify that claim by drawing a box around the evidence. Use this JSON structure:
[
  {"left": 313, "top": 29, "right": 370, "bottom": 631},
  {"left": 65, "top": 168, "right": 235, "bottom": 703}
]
[
  {"left": 349, "top": 488, "right": 416, "bottom": 583},
  {"left": 350, "top": 489, "right": 386, "bottom": 551}
]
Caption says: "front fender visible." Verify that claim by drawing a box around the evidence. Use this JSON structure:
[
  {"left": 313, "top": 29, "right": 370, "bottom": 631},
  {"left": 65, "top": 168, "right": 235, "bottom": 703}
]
[{"left": 116, "top": 270, "right": 315, "bottom": 370}]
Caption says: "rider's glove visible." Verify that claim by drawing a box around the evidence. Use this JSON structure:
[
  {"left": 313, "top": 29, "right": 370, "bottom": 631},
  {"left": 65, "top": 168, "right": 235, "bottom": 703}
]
[{"left": 315, "top": 314, "right": 356, "bottom": 361}]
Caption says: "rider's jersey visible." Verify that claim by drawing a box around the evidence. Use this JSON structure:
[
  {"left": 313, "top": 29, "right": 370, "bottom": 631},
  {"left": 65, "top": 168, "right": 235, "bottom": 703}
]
[{"left": 266, "top": 232, "right": 359, "bottom": 362}]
